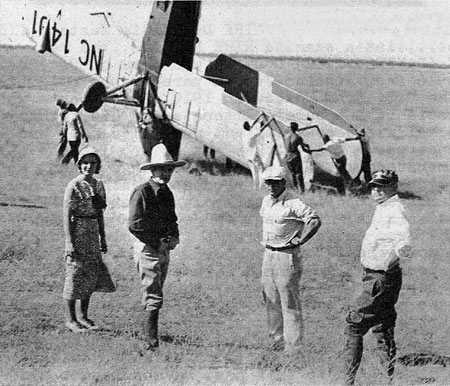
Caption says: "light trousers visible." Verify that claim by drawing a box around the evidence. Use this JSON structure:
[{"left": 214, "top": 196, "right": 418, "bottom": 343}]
[
  {"left": 134, "top": 241, "right": 170, "bottom": 311},
  {"left": 261, "top": 248, "right": 303, "bottom": 352}
]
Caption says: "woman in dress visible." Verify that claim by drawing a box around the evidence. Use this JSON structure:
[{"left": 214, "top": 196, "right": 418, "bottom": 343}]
[{"left": 63, "top": 147, "right": 115, "bottom": 332}]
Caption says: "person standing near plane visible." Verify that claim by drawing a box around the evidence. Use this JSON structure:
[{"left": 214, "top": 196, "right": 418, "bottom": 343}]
[
  {"left": 309, "top": 134, "right": 359, "bottom": 190},
  {"left": 343, "top": 170, "right": 412, "bottom": 385},
  {"left": 203, "top": 146, "right": 216, "bottom": 160},
  {"left": 128, "top": 143, "right": 186, "bottom": 351},
  {"left": 56, "top": 99, "right": 69, "bottom": 159},
  {"left": 259, "top": 166, "right": 321, "bottom": 353},
  {"left": 63, "top": 147, "right": 115, "bottom": 332},
  {"left": 285, "top": 122, "right": 311, "bottom": 193},
  {"left": 356, "top": 128, "right": 372, "bottom": 185},
  {"left": 242, "top": 121, "right": 263, "bottom": 189},
  {"left": 61, "top": 104, "right": 89, "bottom": 165}
]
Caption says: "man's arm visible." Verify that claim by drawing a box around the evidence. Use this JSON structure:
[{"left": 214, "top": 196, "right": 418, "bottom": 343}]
[
  {"left": 77, "top": 115, "right": 88, "bottom": 142},
  {"left": 299, "top": 217, "right": 321, "bottom": 245},
  {"left": 128, "top": 188, "right": 159, "bottom": 249},
  {"left": 345, "top": 136, "right": 360, "bottom": 142},
  {"left": 308, "top": 148, "right": 325, "bottom": 153}
]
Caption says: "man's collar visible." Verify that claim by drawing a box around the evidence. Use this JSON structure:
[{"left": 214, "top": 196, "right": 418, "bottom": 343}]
[
  {"left": 269, "top": 188, "right": 288, "bottom": 203},
  {"left": 148, "top": 178, "right": 164, "bottom": 193},
  {"left": 379, "top": 194, "right": 399, "bottom": 206}
]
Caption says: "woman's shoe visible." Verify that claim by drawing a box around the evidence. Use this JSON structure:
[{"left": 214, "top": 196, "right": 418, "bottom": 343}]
[
  {"left": 78, "top": 318, "right": 99, "bottom": 330},
  {"left": 66, "top": 321, "right": 86, "bottom": 333}
]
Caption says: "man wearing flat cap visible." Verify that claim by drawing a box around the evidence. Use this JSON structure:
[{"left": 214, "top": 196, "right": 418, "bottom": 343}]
[
  {"left": 259, "top": 165, "right": 321, "bottom": 353},
  {"left": 343, "top": 170, "right": 412, "bottom": 385},
  {"left": 128, "top": 143, "right": 186, "bottom": 351}
]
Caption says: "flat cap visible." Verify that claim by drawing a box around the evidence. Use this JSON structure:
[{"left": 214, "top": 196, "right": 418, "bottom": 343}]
[
  {"left": 262, "top": 166, "right": 287, "bottom": 181},
  {"left": 368, "top": 169, "right": 398, "bottom": 187}
]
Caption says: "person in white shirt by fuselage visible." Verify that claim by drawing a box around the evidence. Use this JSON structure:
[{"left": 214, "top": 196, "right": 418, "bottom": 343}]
[
  {"left": 343, "top": 170, "right": 412, "bottom": 386},
  {"left": 309, "top": 134, "right": 359, "bottom": 190},
  {"left": 242, "top": 121, "right": 264, "bottom": 189}
]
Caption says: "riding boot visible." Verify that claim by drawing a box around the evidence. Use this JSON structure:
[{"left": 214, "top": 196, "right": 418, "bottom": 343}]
[
  {"left": 373, "top": 328, "right": 397, "bottom": 384},
  {"left": 343, "top": 326, "right": 364, "bottom": 386},
  {"left": 142, "top": 310, "right": 159, "bottom": 351}
]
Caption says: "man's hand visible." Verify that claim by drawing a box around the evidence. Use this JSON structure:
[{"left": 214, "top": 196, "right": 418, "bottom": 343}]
[
  {"left": 100, "top": 239, "right": 108, "bottom": 253},
  {"left": 159, "top": 236, "right": 179, "bottom": 252},
  {"left": 159, "top": 238, "right": 170, "bottom": 252},
  {"left": 65, "top": 241, "right": 75, "bottom": 257},
  {"left": 290, "top": 236, "right": 301, "bottom": 246},
  {"left": 167, "top": 236, "right": 179, "bottom": 250}
]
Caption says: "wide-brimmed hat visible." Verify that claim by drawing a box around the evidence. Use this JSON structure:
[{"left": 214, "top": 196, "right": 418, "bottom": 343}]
[
  {"left": 261, "top": 166, "right": 287, "bottom": 181},
  {"left": 368, "top": 170, "right": 398, "bottom": 187},
  {"left": 139, "top": 143, "right": 186, "bottom": 170},
  {"left": 77, "top": 146, "right": 101, "bottom": 165}
]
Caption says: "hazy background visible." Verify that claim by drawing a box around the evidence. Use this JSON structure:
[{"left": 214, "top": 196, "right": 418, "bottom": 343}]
[{"left": 1, "top": 0, "right": 450, "bottom": 67}]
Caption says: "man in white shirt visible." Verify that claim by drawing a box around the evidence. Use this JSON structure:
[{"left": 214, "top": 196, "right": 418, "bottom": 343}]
[
  {"left": 61, "top": 104, "right": 88, "bottom": 165},
  {"left": 343, "top": 170, "right": 412, "bottom": 385},
  {"left": 310, "top": 134, "right": 359, "bottom": 190},
  {"left": 243, "top": 121, "right": 263, "bottom": 189},
  {"left": 56, "top": 99, "right": 68, "bottom": 158},
  {"left": 259, "top": 166, "right": 321, "bottom": 353}
]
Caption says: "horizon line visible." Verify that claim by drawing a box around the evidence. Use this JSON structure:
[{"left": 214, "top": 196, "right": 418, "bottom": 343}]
[{"left": 197, "top": 52, "right": 450, "bottom": 70}]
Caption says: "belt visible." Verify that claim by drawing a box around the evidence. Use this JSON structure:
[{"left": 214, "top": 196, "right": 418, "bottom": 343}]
[
  {"left": 265, "top": 244, "right": 298, "bottom": 252},
  {"left": 73, "top": 215, "right": 98, "bottom": 219},
  {"left": 364, "top": 264, "right": 400, "bottom": 275}
]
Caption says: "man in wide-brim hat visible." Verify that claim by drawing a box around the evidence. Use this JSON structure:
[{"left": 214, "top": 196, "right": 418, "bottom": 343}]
[{"left": 128, "top": 143, "right": 186, "bottom": 351}]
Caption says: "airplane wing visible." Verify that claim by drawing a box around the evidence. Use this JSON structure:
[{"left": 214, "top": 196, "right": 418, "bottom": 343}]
[{"left": 23, "top": 4, "right": 149, "bottom": 100}]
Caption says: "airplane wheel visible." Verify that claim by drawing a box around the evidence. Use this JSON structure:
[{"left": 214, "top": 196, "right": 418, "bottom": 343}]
[{"left": 82, "top": 81, "right": 107, "bottom": 113}]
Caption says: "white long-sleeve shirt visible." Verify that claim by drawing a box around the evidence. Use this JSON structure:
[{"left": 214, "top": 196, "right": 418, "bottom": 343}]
[
  {"left": 64, "top": 111, "right": 86, "bottom": 141},
  {"left": 361, "top": 194, "right": 412, "bottom": 271},
  {"left": 323, "top": 137, "right": 346, "bottom": 159}
]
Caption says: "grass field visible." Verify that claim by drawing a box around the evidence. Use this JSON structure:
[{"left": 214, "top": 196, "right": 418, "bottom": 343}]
[{"left": 1, "top": 46, "right": 450, "bottom": 386}]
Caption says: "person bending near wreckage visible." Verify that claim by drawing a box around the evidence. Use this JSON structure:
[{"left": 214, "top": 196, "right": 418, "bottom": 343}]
[
  {"left": 343, "top": 170, "right": 412, "bottom": 385},
  {"left": 128, "top": 143, "right": 186, "bottom": 351},
  {"left": 309, "top": 134, "right": 359, "bottom": 190}
]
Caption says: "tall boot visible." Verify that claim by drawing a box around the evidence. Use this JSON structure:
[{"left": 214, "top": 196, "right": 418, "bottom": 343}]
[
  {"left": 343, "top": 328, "right": 364, "bottom": 386},
  {"left": 374, "top": 328, "right": 396, "bottom": 384},
  {"left": 142, "top": 310, "right": 159, "bottom": 351}
]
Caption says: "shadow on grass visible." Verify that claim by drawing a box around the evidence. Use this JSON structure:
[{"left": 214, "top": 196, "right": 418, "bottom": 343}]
[
  {"left": 160, "top": 333, "right": 205, "bottom": 347},
  {"left": 0, "top": 201, "right": 46, "bottom": 208},
  {"left": 398, "top": 353, "right": 450, "bottom": 367},
  {"left": 398, "top": 190, "right": 423, "bottom": 200},
  {"left": 185, "top": 159, "right": 251, "bottom": 177}
]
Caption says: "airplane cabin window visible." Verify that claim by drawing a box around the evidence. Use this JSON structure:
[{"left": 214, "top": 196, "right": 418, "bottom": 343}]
[{"left": 156, "top": 1, "right": 170, "bottom": 12}]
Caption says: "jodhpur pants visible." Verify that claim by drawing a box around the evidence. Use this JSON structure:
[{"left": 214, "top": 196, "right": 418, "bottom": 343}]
[
  {"left": 261, "top": 247, "right": 303, "bottom": 352},
  {"left": 134, "top": 242, "right": 170, "bottom": 312},
  {"left": 343, "top": 266, "right": 402, "bottom": 385}
]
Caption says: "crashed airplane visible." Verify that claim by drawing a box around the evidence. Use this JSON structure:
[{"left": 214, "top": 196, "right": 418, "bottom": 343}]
[{"left": 24, "top": 1, "right": 363, "bottom": 191}]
